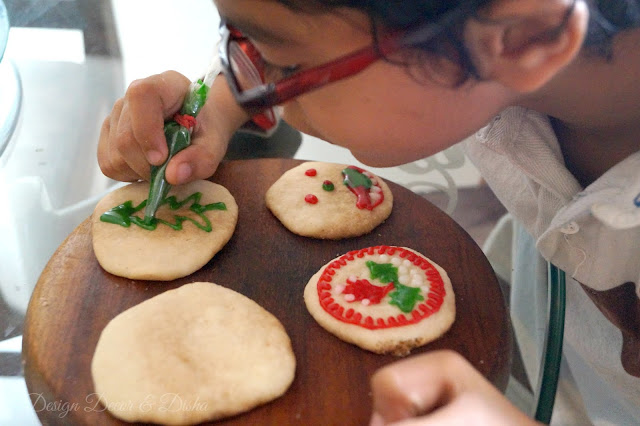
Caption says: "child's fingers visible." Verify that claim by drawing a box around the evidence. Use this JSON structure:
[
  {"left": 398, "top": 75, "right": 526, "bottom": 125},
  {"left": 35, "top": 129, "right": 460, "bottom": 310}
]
[
  {"left": 370, "top": 350, "right": 536, "bottom": 426},
  {"left": 163, "top": 86, "right": 238, "bottom": 185},
  {"left": 98, "top": 99, "right": 140, "bottom": 181},
  {"left": 370, "top": 350, "right": 470, "bottom": 423},
  {"left": 124, "top": 71, "right": 191, "bottom": 166},
  {"left": 165, "top": 137, "right": 225, "bottom": 185},
  {"left": 373, "top": 393, "right": 517, "bottom": 426},
  {"left": 114, "top": 102, "right": 153, "bottom": 180}
]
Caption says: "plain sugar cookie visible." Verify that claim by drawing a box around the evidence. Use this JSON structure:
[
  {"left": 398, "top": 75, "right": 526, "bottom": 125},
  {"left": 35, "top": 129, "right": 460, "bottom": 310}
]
[
  {"left": 265, "top": 162, "right": 393, "bottom": 239},
  {"left": 91, "top": 282, "right": 296, "bottom": 425},
  {"left": 304, "top": 245, "right": 455, "bottom": 356},
  {"left": 92, "top": 180, "right": 238, "bottom": 280}
]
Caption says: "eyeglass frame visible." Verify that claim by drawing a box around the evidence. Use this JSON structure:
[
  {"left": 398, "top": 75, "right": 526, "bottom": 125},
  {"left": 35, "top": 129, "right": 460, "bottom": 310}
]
[{"left": 218, "top": 3, "right": 480, "bottom": 115}]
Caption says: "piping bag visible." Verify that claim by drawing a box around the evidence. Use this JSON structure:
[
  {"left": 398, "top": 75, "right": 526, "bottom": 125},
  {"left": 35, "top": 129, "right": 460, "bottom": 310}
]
[{"left": 143, "top": 65, "right": 219, "bottom": 224}]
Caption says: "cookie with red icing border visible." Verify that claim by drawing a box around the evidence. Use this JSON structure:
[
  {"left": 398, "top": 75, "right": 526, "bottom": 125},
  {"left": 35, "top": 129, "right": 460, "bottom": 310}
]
[
  {"left": 304, "top": 245, "right": 455, "bottom": 356},
  {"left": 265, "top": 162, "right": 393, "bottom": 239}
]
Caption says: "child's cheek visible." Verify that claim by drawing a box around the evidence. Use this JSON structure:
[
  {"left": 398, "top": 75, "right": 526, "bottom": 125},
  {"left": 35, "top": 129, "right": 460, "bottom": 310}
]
[{"left": 281, "top": 102, "right": 328, "bottom": 140}]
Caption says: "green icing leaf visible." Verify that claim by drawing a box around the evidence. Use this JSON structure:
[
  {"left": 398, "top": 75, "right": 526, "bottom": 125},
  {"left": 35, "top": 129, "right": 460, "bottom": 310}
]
[
  {"left": 365, "top": 260, "right": 424, "bottom": 313},
  {"left": 342, "top": 167, "right": 372, "bottom": 189},
  {"left": 366, "top": 261, "right": 398, "bottom": 284},
  {"left": 388, "top": 283, "right": 424, "bottom": 313}
]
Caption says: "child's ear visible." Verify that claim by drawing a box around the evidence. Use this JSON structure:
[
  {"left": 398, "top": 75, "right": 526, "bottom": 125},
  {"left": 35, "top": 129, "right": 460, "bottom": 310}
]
[{"left": 464, "top": 0, "right": 588, "bottom": 92}]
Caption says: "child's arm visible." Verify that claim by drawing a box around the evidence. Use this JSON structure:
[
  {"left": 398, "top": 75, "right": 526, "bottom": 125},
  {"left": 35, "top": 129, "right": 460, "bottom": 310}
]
[
  {"left": 97, "top": 70, "right": 249, "bottom": 185},
  {"left": 370, "top": 350, "right": 541, "bottom": 426}
]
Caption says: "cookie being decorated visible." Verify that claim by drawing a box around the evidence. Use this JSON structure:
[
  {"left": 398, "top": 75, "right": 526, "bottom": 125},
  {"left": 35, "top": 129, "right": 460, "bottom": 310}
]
[
  {"left": 265, "top": 161, "right": 393, "bottom": 239},
  {"left": 304, "top": 246, "right": 455, "bottom": 356},
  {"left": 91, "top": 282, "right": 296, "bottom": 425},
  {"left": 92, "top": 180, "right": 238, "bottom": 281}
]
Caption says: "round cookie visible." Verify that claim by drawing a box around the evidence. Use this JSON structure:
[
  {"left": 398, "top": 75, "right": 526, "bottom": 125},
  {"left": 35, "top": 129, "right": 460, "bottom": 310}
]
[
  {"left": 304, "top": 245, "right": 455, "bottom": 356},
  {"left": 265, "top": 161, "right": 393, "bottom": 239},
  {"left": 91, "top": 282, "right": 296, "bottom": 425},
  {"left": 92, "top": 180, "right": 238, "bottom": 281}
]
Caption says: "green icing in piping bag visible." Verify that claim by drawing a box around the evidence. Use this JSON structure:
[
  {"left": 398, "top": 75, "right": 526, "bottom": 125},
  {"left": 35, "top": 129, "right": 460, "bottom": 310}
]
[{"left": 143, "top": 78, "right": 211, "bottom": 224}]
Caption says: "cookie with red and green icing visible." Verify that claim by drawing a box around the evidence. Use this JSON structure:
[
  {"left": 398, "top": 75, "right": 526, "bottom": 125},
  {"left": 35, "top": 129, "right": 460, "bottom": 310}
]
[
  {"left": 265, "top": 162, "right": 393, "bottom": 239},
  {"left": 304, "top": 245, "right": 455, "bottom": 356}
]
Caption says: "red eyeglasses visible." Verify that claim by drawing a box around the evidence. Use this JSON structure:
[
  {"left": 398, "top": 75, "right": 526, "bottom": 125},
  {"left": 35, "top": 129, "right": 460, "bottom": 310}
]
[{"left": 218, "top": 4, "right": 475, "bottom": 116}]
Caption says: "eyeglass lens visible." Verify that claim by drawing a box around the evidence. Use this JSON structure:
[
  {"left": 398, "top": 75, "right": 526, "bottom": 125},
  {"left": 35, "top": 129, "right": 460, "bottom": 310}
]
[{"left": 228, "top": 41, "right": 264, "bottom": 92}]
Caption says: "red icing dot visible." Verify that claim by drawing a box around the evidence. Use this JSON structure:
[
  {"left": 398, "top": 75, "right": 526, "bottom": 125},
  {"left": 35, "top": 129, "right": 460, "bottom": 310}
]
[
  {"left": 305, "top": 168, "right": 317, "bottom": 176},
  {"left": 305, "top": 194, "right": 318, "bottom": 204}
]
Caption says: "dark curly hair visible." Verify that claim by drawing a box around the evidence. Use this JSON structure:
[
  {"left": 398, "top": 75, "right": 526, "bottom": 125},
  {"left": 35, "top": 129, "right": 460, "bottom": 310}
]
[
  {"left": 276, "top": 0, "right": 640, "bottom": 82},
  {"left": 585, "top": 0, "right": 640, "bottom": 57}
]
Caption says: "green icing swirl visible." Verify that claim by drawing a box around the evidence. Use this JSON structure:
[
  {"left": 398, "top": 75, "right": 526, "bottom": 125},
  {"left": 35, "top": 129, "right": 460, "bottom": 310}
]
[{"left": 100, "top": 192, "right": 226, "bottom": 232}]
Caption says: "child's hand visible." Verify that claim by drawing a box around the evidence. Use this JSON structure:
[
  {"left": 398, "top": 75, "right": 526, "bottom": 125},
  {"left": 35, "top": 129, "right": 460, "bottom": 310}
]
[
  {"left": 370, "top": 350, "right": 540, "bottom": 426},
  {"left": 98, "top": 70, "right": 248, "bottom": 185}
]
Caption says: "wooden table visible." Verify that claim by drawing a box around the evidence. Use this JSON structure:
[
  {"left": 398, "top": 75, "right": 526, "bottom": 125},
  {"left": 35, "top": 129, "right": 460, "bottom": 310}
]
[{"left": 23, "top": 158, "right": 512, "bottom": 425}]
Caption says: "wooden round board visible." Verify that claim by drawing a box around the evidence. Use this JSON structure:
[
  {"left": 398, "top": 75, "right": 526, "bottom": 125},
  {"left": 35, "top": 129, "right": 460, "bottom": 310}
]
[{"left": 23, "top": 158, "right": 512, "bottom": 425}]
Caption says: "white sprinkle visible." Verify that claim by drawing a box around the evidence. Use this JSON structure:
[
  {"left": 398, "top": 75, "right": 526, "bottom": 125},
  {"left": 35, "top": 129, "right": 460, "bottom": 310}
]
[
  {"left": 344, "top": 294, "right": 355, "bottom": 302},
  {"left": 370, "top": 192, "right": 381, "bottom": 203},
  {"left": 412, "top": 277, "right": 424, "bottom": 287},
  {"left": 370, "top": 177, "right": 378, "bottom": 185},
  {"left": 361, "top": 299, "right": 370, "bottom": 306},
  {"left": 347, "top": 275, "right": 358, "bottom": 284},
  {"left": 371, "top": 185, "right": 382, "bottom": 193},
  {"left": 403, "top": 259, "right": 412, "bottom": 267},
  {"left": 398, "top": 265, "right": 408, "bottom": 276},
  {"left": 392, "top": 257, "right": 402, "bottom": 266},
  {"left": 334, "top": 284, "right": 345, "bottom": 294},
  {"left": 379, "top": 254, "right": 389, "bottom": 262},
  {"left": 398, "top": 273, "right": 409, "bottom": 285}
]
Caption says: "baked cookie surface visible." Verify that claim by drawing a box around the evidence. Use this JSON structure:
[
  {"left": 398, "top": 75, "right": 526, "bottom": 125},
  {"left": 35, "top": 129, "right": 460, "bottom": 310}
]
[
  {"left": 91, "top": 282, "right": 296, "bottom": 425},
  {"left": 265, "top": 162, "right": 393, "bottom": 239},
  {"left": 92, "top": 180, "right": 238, "bottom": 280},
  {"left": 304, "top": 245, "right": 455, "bottom": 356}
]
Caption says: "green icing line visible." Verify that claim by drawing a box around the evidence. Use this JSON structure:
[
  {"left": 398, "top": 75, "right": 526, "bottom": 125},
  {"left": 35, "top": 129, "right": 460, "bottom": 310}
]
[{"left": 100, "top": 191, "right": 226, "bottom": 232}]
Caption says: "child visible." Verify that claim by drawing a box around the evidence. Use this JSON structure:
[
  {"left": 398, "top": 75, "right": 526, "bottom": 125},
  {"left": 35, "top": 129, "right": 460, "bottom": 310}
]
[{"left": 98, "top": 0, "right": 640, "bottom": 424}]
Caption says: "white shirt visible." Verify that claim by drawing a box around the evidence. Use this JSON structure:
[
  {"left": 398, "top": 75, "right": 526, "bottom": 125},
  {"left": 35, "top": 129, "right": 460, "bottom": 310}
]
[{"left": 464, "top": 106, "right": 640, "bottom": 425}]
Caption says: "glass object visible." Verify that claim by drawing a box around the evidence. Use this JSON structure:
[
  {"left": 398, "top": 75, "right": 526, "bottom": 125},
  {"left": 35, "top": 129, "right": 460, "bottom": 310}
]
[
  {"left": 0, "top": 0, "right": 7, "bottom": 61},
  {"left": 0, "top": 0, "right": 21, "bottom": 159}
]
